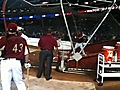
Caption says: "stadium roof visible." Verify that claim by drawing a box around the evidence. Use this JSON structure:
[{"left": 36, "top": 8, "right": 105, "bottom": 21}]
[{"left": 0, "top": 0, "right": 120, "bottom": 20}]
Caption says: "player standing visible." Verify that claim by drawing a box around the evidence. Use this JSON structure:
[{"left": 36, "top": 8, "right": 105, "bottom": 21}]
[
  {"left": 37, "top": 28, "right": 58, "bottom": 80},
  {"left": 17, "top": 26, "right": 29, "bottom": 79},
  {"left": 0, "top": 23, "right": 29, "bottom": 90}
]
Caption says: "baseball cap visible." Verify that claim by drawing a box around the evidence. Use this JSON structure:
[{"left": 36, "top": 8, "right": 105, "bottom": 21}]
[{"left": 7, "top": 23, "right": 17, "bottom": 32}]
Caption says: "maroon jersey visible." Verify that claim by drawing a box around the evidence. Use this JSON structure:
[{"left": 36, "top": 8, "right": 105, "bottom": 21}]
[
  {"left": 77, "top": 31, "right": 84, "bottom": 43},
  {"left": 0, "top": 36, "right": 29, "bottom": 59},
  {"left": 38, "top": 35, "right": 58, "bottom": 50}
]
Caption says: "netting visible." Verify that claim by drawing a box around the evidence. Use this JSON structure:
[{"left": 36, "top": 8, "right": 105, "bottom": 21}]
[{"left": 1, "top": 0, "right": 120, "bottom": 43}]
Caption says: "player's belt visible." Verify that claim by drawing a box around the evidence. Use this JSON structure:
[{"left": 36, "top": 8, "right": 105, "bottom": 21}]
[
  {"left": 3, "top": 58, "right": 22, "bottom": 61},
  {"left": 42, "top": 49, "right": 52, "bottom": 51}
]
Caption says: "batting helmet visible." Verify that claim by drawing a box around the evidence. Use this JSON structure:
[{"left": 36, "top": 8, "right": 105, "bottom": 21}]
[{"left": 7, "top": 23, "right": 17, "bottom": 32}]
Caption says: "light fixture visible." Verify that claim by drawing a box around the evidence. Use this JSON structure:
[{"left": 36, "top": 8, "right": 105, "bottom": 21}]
[
  {"left": 84, "top": 2, "right": 89, "bottom": 4},
  {"left": 96, "top": 0, "right": 112, "bottom": 3},
  {"left": 93, "top": 1, "right": 97, "bottom": 3},
  {"left": 96, "top": 0, "right": 106, "bottom": 1}
]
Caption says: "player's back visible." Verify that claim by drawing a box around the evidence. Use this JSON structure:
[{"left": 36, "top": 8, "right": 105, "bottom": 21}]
[
  {"left": 39, "top": 35, "right": 57, "bottom": 50},
  {"left": 4, "top": 36, "right": 28, "bottom": 60}
]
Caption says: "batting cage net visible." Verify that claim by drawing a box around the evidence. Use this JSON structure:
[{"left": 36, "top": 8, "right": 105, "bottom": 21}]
[{"left": 0, "top": 0, "right": 120, "bottom": 44}]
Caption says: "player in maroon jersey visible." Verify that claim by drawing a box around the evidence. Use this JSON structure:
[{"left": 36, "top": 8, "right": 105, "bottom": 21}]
[
  {"left": 37, "top": 28, "right": 58, "bottom": 81},
  {"left": 74, "top": 31, "right": 86, "bottom": 56},
  {"left": 0, "top": 23, "right": 30, "bottom": 90}
]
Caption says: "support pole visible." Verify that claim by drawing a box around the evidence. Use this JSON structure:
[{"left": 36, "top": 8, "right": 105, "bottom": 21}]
[
  {"left": 27, "top": 68, "right": 30, "bottom": 90},
  {"left": 2, "top": 0, "right": 8, "bottom": 31},
  {"left": 60, "top": 0, "right": 75, "bottom": 54}
]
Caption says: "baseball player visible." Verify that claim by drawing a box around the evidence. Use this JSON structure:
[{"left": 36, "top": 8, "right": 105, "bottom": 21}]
[
  {"left": 0, "top": 23, "right": 30, "bottom": 90},
  {"left": 17, "top": 26, "right": 29, "bottom": 79},
  {"left": 17, "top": 26, "right": 29, "bottom": 41}
]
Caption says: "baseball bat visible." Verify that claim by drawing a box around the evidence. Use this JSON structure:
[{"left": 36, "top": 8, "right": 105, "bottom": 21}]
[{"left": 27, "top": 67, "right": 30, "bottom": 90}]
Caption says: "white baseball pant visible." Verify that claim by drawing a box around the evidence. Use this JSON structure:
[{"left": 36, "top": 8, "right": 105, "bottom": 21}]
[
  {"left": 1, "top": 58, "right": 26, "bottom": 90},
  {"left": 75, "top": 42, "right": 86, "bottom": 55}
]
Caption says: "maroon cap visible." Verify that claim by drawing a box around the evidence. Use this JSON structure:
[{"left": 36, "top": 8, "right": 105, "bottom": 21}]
[{"left": 7, "top": 23, "right": 17, "bottom": 32}]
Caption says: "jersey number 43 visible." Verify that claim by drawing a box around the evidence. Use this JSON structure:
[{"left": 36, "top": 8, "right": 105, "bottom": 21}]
[{"left": 12, "top": 43, "right": 23, "bottom": 53}]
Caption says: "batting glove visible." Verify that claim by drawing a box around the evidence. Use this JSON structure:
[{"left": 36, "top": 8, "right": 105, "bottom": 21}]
[{"left": 24, "top": 62, "right": 31, "bottom": 68}]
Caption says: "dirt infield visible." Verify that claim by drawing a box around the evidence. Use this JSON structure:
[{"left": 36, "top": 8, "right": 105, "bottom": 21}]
[
  {"left": 0, "top": 75, "right": 96, "bottom": 90},
  {"left": 24, "top": 76, "right": 96, "bottom": 90},
  {"left": 0, "top": 71, "right": 96, "bottom": 90},
  {"left": 9, "top": 75, "right": 96, "bottom": 90}
]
